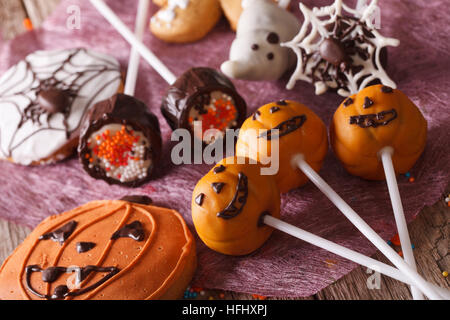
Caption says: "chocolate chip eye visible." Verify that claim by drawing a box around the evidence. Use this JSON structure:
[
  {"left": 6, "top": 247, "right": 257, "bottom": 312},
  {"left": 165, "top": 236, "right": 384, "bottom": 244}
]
[
  {"left": 267, "top": 32, "right": 279, "bottom": 44},
  {"left": 267, "top": 53, "right": 274, "bottom": 60},
  {"left": 251, "top": 44, "right": 259, "bottom": 50}
]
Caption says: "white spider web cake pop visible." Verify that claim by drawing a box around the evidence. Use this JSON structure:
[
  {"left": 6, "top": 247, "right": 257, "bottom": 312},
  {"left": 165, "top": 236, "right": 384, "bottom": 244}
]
[{"left": 282, "top": 0, "right": 400, "bottom": 97}]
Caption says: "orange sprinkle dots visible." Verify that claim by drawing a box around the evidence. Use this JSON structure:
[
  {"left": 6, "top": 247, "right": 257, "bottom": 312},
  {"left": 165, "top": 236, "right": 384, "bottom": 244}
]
[
  {"left": 23, "top": 18, "right": 33, "bottom": 31},
  {"left": 409, "top": 177, "right": 415, "bottom": 183},
  {"left": 93, "top": 128, "right": 139, "bottom": 168},
  {"left": 252, "top": 294, "right": 267, "bottom": 300},
  {"left": 391, "top": 234, "right": 401, "bottom": 246}
]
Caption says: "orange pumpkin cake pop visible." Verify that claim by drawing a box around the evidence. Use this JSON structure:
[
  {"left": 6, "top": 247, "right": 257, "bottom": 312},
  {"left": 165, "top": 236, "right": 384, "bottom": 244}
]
[
  {"left": 236, "top": 100, "right": 328, "bottom": 193},
  {"left": 191, "top": 157, "right": 280, "bottom": 255},
  {"left": 330, "top": 84, "right": 427, "bottom": 180}
]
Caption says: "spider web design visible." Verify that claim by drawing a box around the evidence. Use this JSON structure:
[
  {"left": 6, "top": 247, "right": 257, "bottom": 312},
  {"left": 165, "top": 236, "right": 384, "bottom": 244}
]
[
  {"left": 282, "top": 0, "right": 399, "bottom": 97},
  {"left": 0, "top": 49, "right": 121, "bottom": 161}
]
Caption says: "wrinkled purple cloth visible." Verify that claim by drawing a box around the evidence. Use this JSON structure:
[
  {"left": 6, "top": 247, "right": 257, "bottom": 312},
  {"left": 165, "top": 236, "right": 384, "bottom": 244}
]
[{"left": 0, "top": 0, "right": 448, "bottom": 297}]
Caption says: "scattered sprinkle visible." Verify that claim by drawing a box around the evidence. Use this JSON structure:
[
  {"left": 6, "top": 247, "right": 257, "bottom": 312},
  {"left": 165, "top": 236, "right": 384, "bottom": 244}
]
[
  {"left": 443, "top": 271, "right": 448, "bottom": 277},
  {"left": 219, "top": 293, "right": 225, "bottom": 299},
  {"left": 387, "top": 240, "right": 392, "bottom": 246},
  {"left": 405, "top": 172, "right": 411, "bottom": 177},
  {"left": 408, "top": 177, "right": 415, "bottom": 183},
  {"left": 398, "top": 251, "right": 403, "bottom": 257},
  {"left": 391, "top": 234, "right": 401, "bottom": 246},
  {"left": 252, "top": 294, "right": 267, "bottom": 300}
]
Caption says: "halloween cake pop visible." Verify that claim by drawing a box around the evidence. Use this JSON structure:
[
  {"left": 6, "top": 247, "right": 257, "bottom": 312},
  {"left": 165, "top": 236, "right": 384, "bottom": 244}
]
[
  {"left": 0, "top": 197, "right": 196, "bottom": 300},
  {"left": 0, "top": 48, "right": 122, "bottom": 166},
  {"left": 329, "top": 84, "right": 427, "bottom": 180},
  {"left": 191, "top": 157, "right": 280, "bottom": 255},
  {"left": 236, "top": 100, "right": 328, "bottom": 193},
  {"left": 161, "top": 67, "right": 247, "bottom": 145},
  {"left": 78, "top": 94, "right": 162, "bottom": 187},
  {"left": 221, "top": 0, "right": 300, "bottom": 81}
]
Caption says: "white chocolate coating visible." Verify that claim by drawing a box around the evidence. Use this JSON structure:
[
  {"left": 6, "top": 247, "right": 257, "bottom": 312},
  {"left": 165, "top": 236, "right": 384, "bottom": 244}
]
[
  {"left": 221, "top": 0, "right": 300, "bottom": 81},
  {"left": 282, "top": 0, "right": 400, "bottom": 96},
  {"left": 0, "top": 48, "right": 121, "bottom": 165}
]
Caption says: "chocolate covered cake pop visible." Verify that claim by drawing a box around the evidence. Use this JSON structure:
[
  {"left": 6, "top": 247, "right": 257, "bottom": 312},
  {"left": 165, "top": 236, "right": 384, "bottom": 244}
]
[
  {"left": 78, "top": 94, "right": 162, "bottom": 187},
  {"left": 0, "top": 48, "right": 122, "bottom": 165},
  {"left": 161, "top": 67, "right": 247, "bottom": 145}
]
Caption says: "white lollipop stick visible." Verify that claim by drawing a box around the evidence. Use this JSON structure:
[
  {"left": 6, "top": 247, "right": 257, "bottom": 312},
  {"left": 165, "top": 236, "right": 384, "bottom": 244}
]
[
  {"left": 90, "top": 0, "right": 177, "bottom": 85},
  {"left": 123, "top": 0, "right": 150, "bottom": 96},
  {"left": 263, "top": 215, "right": 450, "bottom": 300},
  {"left": 380, "top": 146, "right": 423, "bottom": 300},
  {"left": 292, "top": 154, "right": 442, "bottom": 300}
]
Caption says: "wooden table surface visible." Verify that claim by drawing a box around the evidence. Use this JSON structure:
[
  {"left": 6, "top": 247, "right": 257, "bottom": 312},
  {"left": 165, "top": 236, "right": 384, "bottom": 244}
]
[{"left": 0, "top": 0, "right": 448, "bottom": 300}]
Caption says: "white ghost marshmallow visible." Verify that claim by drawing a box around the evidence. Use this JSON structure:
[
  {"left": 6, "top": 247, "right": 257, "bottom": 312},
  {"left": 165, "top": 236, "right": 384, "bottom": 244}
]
[{"left": 221, "top": 0, "right": 300, "bottom": 81}]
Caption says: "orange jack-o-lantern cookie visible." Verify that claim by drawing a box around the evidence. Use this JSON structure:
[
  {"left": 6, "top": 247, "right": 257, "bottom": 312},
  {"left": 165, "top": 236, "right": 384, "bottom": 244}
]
[
  {"left": 191, "top": 157, "right": 280, "bottom": 256},
  {"left": 330, "top": 84, "right": 427, "bottom": 180},
  {"left": 236, "top": 100, "right": 328, "bottom": 193},
  {"left": 0, "top": 197, "right": 196, "bottom": 300}
]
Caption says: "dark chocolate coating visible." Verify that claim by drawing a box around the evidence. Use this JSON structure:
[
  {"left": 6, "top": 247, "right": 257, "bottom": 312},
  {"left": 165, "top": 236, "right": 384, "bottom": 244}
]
[
  {"left": 160, "top": 67, "right": 247, "bottom": 141},
  {"left": 78, "top": 93, "right": 162, "bottom": 188}
]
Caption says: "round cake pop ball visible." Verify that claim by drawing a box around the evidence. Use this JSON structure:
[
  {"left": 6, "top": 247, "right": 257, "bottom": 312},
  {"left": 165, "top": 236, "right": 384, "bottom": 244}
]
[
  {"left": 330, "top": 84, "right": 427, "bottom": 180},
  {"left": 236, "top": 100, "right": 328, "bottom": 193},
  {"left": 191, "top": 157, "right": 280, "bottom": 256}
]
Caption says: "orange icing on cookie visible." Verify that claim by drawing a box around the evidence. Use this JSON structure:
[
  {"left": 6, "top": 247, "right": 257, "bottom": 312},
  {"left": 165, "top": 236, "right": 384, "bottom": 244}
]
[{"left": 0, "top": 200, "right": 196, "bottom": 300}]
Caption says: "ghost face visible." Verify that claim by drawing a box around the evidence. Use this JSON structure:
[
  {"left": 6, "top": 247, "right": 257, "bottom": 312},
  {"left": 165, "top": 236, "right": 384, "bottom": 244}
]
[{"left": 221, "top": 30, "right": 294, "bottom": 81}]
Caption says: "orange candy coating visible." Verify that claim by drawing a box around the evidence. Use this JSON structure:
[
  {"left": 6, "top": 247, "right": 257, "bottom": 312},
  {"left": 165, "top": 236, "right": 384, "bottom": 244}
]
[
  {"left": 330, "top": 85, "right": 427, "bottom": 180},
  {"left": 191, "top": 157, "right": 280, "bottom": 256},
  {"left": 236, "top": 100, "right": 328, "bottom": 193}
]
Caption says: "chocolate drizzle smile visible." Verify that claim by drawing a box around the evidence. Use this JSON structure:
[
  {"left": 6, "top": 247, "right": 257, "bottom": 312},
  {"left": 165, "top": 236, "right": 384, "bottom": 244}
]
[
  {"left": 258, "top": 115, "right": 307, "bottom": 140},
  {"left": 217, "top": 172, "right": 248, "bottom": 220},
  {"left": 349, "top": 109, "right": 397, "bottom": 128},
  {"left": 25, "top": 265, "right": 119, "bottom": 300}
]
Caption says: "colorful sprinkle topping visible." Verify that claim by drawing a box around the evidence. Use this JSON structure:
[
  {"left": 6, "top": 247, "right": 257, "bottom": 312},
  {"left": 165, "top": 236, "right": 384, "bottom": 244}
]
[
  {"left": 86, "top": 124, "right": 150, "bottom": 183},
  {"left": 188, "top": 91, "right": 238, "bottom": 143}
]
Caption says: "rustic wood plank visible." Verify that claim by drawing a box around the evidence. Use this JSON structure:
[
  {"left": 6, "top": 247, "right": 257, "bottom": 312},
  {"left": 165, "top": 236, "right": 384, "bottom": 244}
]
[{"left": 0, "top": 219, "right": 31, "bottom": 264}]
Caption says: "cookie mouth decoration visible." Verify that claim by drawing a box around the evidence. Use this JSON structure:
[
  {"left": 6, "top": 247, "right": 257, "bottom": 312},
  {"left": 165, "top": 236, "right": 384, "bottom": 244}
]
[
  {"left": 0, "top": 199, "right": 196, "bottom": 300},
  {"left": 283, "top": 0, "right": 400, "bottom": 97},
  {"left": 191, "top": 157, "right": 280, "bottom": 255},
  {"left": 25, "top": 265, "right": 120, "bottom": 300},
  {"left": 78, "top": 94, "right": 162, "bottom": 188},
  {"left": 349, "top": 109, "right": 397, "bottom": 128},
  {"left": 161, "top": 67, "right": 246, "bottom": 146},
  {"left": 258, "top": 114, "right": 307, "bottom": 140},
  {"left": 0, "top": 48, "right": 122, "bottom": 165}
]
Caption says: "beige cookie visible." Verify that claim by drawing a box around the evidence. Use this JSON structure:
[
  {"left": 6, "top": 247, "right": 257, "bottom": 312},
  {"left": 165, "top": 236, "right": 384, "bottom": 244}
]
[
  {"left": 150, "top": 0, "right": 222, "bottom": 43},
  {"left": 153, "top": 0, "right": 167, "bottom": 6},
  {"left": 220, "top": 0, "right": 289, "bottom": 31}
]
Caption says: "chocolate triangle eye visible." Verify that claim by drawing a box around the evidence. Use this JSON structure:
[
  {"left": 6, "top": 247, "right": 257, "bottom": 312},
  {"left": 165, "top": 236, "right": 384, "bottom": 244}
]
[{"left": 39, "top": 220, "right": 77, "bottom": 245}]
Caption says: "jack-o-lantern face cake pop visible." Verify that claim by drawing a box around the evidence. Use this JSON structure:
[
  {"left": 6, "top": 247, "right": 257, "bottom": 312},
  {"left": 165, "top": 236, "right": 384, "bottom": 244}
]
[
  {"left": 0, "top": 196, "right": 196, "bottom": 300},
  {"left": 191, "top": 157, "right": 280, "bottom": 256},
  {"left": 330, "top": 84, "right": 427, "bottom": 180},
  {"left": 0, "top": 48, "right": 122, "bottom": 166},
  {"left": 236, "top": 100, "right": 328, "bottom": 193}
]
